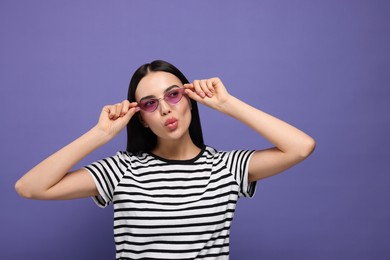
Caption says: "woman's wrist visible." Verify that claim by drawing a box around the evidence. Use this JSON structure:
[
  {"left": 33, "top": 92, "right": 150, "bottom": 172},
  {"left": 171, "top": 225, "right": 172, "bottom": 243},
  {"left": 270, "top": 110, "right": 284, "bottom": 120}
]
[
  {"left": 216, "top": 94, "right": 241, "bottom": 115},
  {"left": 86, "top": 126, "right": 114, "bottom": 147}
]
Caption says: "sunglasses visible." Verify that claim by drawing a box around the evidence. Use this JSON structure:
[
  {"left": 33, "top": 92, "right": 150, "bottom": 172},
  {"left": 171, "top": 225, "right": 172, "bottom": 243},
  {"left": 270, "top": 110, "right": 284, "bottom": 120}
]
[{"left": 138, "top": 87, "right": 186, "bottom": 112}]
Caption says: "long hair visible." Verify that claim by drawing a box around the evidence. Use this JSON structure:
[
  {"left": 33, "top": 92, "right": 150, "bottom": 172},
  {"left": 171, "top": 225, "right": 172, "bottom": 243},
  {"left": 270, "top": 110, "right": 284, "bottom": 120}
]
[{"left": 126, "top": 60, "right": 204, "bottom": 153}]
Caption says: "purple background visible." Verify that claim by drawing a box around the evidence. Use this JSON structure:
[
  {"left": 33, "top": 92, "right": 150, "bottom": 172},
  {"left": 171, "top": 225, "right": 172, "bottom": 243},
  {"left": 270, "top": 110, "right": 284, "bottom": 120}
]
[{"left": 1, "top": 0, "right": 389, "bottom": 259}]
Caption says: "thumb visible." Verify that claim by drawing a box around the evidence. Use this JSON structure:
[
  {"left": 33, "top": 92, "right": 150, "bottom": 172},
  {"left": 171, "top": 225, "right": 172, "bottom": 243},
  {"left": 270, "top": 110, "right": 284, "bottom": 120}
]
[{"left": 122, "top": 106, "right": 140, "bottom": 124}]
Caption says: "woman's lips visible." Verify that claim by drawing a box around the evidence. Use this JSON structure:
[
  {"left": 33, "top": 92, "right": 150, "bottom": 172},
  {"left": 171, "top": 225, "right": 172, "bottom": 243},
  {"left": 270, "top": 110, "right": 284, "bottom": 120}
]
[{"left": 165, "top": 118, "right": 178, "bottom": 130}]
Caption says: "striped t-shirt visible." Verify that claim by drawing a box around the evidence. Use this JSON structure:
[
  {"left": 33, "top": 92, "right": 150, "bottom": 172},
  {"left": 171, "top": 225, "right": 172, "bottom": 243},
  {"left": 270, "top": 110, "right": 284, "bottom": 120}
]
[{"left": 84, "top": 145, "right": 256, "bottom": 260}]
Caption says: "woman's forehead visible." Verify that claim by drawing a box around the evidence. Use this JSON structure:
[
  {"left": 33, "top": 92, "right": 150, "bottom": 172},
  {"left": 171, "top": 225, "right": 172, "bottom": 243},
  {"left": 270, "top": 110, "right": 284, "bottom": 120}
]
[{"left": 136, "top": 71, "right": 182, "bottom": 98}]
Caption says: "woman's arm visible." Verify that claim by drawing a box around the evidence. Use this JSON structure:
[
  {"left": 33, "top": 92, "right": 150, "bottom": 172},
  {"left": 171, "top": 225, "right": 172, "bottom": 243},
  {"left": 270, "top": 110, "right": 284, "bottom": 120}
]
[
  {"left": 15, "top": 101, "right": 139, "bottom": 199},
  {"left": 184, "top": 78, "right": 316, "bottom": 182}
]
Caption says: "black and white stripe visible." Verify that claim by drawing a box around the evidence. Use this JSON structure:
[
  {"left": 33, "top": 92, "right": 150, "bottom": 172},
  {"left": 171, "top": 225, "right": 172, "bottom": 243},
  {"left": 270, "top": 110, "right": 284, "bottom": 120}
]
[{"left": 84, "top": 146, "right": 256, "bottom": 260}]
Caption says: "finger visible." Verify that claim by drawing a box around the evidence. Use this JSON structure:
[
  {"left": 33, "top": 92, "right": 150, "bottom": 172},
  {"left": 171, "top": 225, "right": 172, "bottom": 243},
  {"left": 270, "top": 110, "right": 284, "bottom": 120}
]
[
  {"left": 102, "top": 105, "right": 111, "bottom": 117},
  {"left": 122, "top": 102, "right": 139, "bottom": 117},
  {"left": 210, "top": 77, "right": 222, "bottom": 87},
  {"left": 108, "top": 102, "right": 124, "bottom": 120},
  {"left": 113, "top": 103, "right": 123, "bottom": 119},
  {"left": 129, "top": 101, "right": 140, "bottom": 114},
  {"left": 129, "top": 101, "right": 138, "bottom": 107},
  {"left": 184, "top": 88, "right": 203, "bottom": 103},
  {"left": 200, "top": 79, "right": 213, "bottom": 97},
  {"left": 107, "top": 105, "right": 117, "bottom": 119},
  {"left": 192, "top": 80, "right": 206, "bottom": 98},
  {"left": 120, "top": 100, "right": 132, "bottom": 117},
  {"left": 122, "top": 101, "right": 138, "bottom": 113},
  {"left": 183, "top": 83, "right": 194, "bottom": 91},
  {"left": 122, "top": 105, "right": 140, "bottom": 123},
  {"left": 206, "top": 79, "right": 215, "bottom": 94}
]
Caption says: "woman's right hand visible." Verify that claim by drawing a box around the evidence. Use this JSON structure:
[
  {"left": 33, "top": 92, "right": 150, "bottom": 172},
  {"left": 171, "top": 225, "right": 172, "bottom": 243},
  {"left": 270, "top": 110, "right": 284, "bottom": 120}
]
[{"left": 95, "top": 100, "right": 140, "bottom": 137}]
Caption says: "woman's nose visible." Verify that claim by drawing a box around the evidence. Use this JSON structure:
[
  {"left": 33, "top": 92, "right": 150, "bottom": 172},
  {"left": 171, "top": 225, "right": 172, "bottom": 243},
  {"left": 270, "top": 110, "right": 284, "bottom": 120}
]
[{"left": 159, "top": 99, "right": 171, "bottom": 115}]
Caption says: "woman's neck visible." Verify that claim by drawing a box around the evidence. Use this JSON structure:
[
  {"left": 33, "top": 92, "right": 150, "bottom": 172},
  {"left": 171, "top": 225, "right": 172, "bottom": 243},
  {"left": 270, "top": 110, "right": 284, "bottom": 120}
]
[{"left": 152, "top": 134, "right": 201, "bottom": 161}]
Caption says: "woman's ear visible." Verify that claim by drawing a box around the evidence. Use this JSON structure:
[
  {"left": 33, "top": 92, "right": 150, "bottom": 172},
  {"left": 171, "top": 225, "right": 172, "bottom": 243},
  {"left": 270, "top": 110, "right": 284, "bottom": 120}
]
[{"left": 138, "top": 114, "right": 149, "bottom": 128}]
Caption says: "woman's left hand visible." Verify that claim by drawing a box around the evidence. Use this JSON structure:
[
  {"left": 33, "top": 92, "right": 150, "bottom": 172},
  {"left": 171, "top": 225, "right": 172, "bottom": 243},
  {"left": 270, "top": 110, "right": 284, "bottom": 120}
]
[{"left": 184, "top": 77, "right": 231, "bottom": 111}]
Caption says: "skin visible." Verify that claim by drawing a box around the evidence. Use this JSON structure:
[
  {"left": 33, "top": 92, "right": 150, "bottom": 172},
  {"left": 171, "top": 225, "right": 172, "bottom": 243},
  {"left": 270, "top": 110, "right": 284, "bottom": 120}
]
[
  {"left": 136, "top": 71, "right": 200, "bottom": 160},
  {"left": 15, "top": 71, "right": 315, "bottom": 200}
]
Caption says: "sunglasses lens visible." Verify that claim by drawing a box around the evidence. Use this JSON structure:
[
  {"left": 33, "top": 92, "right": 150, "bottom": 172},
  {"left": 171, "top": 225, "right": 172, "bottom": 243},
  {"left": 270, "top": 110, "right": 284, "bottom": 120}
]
[
  {"left": 165, "top": 89, "right": 184, "bottom": 104},
  {"left": 139, "top": 99, "right": 158, "bottom": 112}
]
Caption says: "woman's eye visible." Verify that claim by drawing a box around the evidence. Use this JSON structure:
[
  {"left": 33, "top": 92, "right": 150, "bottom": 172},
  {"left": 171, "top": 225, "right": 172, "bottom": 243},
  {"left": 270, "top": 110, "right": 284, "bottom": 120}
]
[
  {"left": 144, "top": 100, "right": 157, "bottom": 107},
  {"left": 168, "top": 90, "right": 179, "bottom": 97}
]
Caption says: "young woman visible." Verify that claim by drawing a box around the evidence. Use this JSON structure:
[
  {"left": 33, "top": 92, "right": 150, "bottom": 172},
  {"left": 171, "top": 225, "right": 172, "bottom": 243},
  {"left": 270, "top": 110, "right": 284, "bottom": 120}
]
[{"left": 15, "top": 60, "right": 315, "bottom": 259}]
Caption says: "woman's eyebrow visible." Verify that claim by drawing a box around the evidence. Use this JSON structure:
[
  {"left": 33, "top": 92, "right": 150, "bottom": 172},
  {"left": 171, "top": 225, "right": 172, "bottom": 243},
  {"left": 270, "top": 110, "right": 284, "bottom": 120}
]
[
  {"left": 164, "top": 85, "right": 180, "bottom": 93},
  {"left": 140, "top": 85, "right": 180, "bottom": 101}
]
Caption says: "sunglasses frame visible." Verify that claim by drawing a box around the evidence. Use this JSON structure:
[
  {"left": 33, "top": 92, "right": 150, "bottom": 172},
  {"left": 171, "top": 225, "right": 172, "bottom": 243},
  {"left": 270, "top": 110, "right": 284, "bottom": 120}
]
[{"left": 138, "top": 87, "right": 186, "bottom": 112}]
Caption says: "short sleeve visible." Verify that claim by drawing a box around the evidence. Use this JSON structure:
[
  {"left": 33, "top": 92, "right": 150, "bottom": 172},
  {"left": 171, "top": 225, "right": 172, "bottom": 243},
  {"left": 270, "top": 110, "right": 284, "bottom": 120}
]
[
  {"left": 83, "top": 151, "right": 128, "bottom": 208},
  {"left": 221, "top": 150, "right": 257, "bottom": 198}
]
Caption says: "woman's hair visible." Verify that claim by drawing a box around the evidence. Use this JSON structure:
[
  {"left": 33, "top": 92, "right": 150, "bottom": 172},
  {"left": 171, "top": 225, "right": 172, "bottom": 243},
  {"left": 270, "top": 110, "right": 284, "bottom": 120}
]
[{"left": 126, "top": 60, "right": 204, "bottom": 153}]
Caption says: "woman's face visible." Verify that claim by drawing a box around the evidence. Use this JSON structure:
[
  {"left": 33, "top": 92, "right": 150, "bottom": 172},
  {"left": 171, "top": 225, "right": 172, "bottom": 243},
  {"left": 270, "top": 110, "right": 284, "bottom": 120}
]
[{"left": 135, "top": 71, "right": 192, "bottom": 142}]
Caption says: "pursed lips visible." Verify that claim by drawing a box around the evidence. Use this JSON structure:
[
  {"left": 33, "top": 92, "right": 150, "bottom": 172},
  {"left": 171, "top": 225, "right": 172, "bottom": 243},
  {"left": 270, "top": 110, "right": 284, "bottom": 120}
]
[
  {"left": 164, "top": 117, "right": 178, "bottom": 130},
  {"left": 165, "top": 118, "right": 177, "bottom": 126}
]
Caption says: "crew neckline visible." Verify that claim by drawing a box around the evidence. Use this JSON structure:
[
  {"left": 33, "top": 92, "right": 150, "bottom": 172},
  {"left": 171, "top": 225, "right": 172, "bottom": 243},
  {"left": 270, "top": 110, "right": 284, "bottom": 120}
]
[{"left": 146, "top": 145, "right": 206, "bottom": 164}]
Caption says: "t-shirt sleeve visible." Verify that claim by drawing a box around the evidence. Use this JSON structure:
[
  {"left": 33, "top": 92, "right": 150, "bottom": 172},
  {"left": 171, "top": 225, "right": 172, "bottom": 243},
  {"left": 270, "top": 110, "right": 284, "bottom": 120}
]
[
  {"left": 221, "top": 149, "right": 257, "bottom": 198},
  {"left": 83, "top": 151, "right": 128, "bottom": 208}
]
